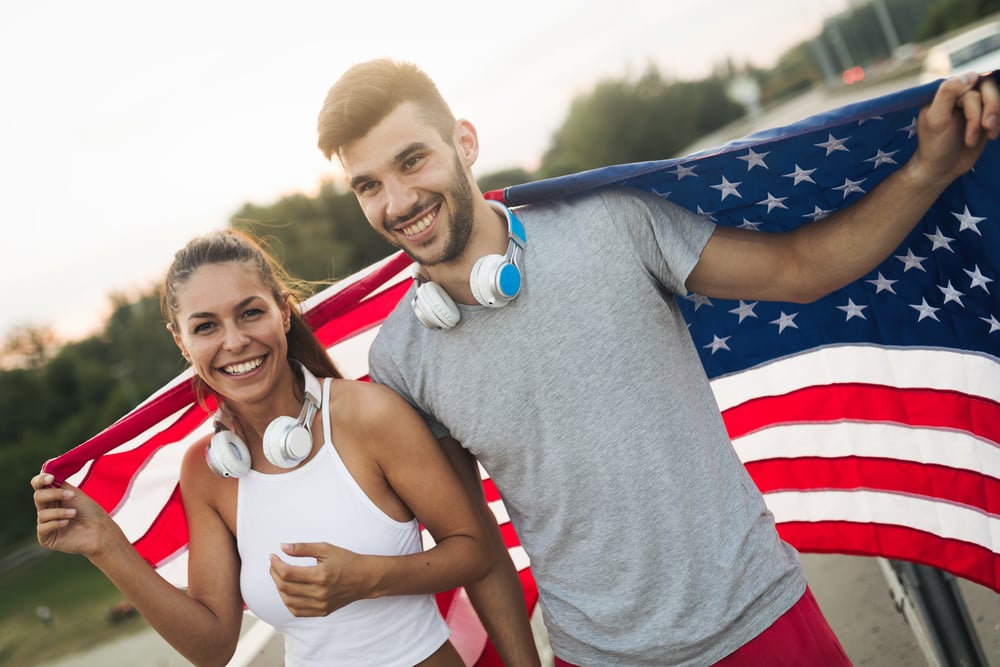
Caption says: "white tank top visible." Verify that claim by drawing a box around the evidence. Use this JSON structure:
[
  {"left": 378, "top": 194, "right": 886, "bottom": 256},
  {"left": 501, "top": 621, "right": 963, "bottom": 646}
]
[{"left": 236, "top": 377, "right": 450, "bottom": 666}]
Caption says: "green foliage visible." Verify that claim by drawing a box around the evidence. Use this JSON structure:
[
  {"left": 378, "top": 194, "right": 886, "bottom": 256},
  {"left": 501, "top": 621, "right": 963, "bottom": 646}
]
[
  {"left": 232, "top": 182, "right": 396, "bottom": 284},
  {"left": 0, "top": 549, "right": 150, "bottom": 666},
  {"left": 756, "top": 44, "right": 822, "bottom": 107},
  {"left": 918, "top": 0, "right": 1000, "bottom": 39},
  {"left": 538, "top": 68, "right": 745, "bottom": 178},
  {"left": 817, "top": 0, "right": 941, "bottom": 68},
  {"left": 477, "top": 168, "right": 534, "bottom": 195},
  {"left": 0, "top": 325, "right": 58, "bottom": 370}
]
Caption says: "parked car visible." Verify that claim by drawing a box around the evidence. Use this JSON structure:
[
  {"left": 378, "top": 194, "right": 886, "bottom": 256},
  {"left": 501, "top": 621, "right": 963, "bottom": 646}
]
[{"left": 920, "top": 20, "right": 1000, "bottom": 83}]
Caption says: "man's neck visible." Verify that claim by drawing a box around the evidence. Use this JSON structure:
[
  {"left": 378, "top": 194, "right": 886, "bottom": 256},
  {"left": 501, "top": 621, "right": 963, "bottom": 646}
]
[{"left": 424, "top": 200, "right": 510, "bottom": 305}]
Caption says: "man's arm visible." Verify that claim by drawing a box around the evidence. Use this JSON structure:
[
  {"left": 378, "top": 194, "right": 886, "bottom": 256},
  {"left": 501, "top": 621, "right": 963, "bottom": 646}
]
[
  {"left": 438, "top": 435, "right": 542, "bottom": 667},
  {"left": 687, "top": 72, "right": 1000, "bottom": 304}
]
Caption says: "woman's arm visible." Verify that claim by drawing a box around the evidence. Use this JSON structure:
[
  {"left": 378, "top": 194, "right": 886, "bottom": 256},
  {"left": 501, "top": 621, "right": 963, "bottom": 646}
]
[
  {"left": 269, "top": 380, "right": 493, "bottom": 606},
  {"left": 432, "top": 434, "right": 543, "bottom": 667},
  {"left": 270, "top": 380, "right": 541, "bottom": 665},
  {"left": 32, "top": 441, "right": 245, "bottom": 667}
]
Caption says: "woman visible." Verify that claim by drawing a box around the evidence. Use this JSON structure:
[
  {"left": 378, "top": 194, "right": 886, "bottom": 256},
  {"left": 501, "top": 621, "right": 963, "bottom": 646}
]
[{"left": 32, "top": 229, "right": 496, "bottom": 667}]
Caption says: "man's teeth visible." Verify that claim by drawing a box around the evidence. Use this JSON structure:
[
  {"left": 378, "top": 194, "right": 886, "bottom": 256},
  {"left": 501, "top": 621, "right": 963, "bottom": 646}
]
[
  {"left": 401, "top": 212, "right": 434, "bottom": 236},
  {"left": 224, "top": 358, "right": 263, "bottom": 375}
]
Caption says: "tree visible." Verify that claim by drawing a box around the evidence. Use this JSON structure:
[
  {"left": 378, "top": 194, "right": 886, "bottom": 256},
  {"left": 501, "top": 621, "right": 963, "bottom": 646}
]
[
  {"left": 477, "top": 168, "right": 534, "bottom": 195},
  {"left": 538, "top": 67, "right": 745, "bottom": 178},
  {"left": 232, "top": 183, "right": 396, "bottom": 286},
  {"left": 918, "top": 0, "right": 1000, "bottom": 39},
  {"left": 0, "top": 324, "right": 59, "bottom": 370}
]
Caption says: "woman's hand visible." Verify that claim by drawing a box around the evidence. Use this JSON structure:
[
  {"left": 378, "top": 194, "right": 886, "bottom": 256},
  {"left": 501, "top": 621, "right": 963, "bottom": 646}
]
[
  {"left": 269, "top": 542, "right": 374, "bottom": 616},
  {"left": 31, "top": 473, "right": 117, "bottom": 557}
]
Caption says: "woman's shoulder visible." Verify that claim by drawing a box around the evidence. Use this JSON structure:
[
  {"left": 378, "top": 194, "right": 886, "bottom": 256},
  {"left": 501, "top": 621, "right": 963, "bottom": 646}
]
[
  {"left": 328, "top": 378, "right": 402, "bottom": 417},
  {"left": 327, "top": 378, "right": 422, "bottom": 441},
  {"left": 179, "top": 433, "right": 221, "bottom": 491}
]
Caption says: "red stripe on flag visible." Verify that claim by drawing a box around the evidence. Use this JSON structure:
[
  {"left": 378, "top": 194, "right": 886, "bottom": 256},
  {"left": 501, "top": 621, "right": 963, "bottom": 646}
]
[
  {"left": 42, "top": 380, "right": 196, "bottom": 483},
  {"left": 777, "top": 521, "right": 1000, "bottom": 592},
  {"left": 723, "top": 383, "right": 1000, "bottom": 443},
  {"left": 133, "top": 484, "right": 190, "bottom": 568},
  {"left": 482, "top": 478, "right": 502, "bottom": 503},
  {"left": 303, "top": 252, "right": 411, "bottom": 329},
  {"left": 498, "top": 523, "right": 520, "bottom": 549},
  {"left": 314, "top": 280, "right": 411, "bottom": 348},
  {"left": 78, "top": 402, "right": 211, "bottom": 513},
  {"left": 746, "top": 457, "right": 1000, "bottom": 514}
]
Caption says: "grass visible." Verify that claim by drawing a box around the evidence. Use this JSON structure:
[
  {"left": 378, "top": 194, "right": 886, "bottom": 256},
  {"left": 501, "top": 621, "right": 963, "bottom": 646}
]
[{"left": 0, "top": 546, "right": 152, "bottom": 667}]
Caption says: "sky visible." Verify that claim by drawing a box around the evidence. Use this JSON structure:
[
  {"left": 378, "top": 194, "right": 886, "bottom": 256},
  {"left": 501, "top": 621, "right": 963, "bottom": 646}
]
[{"left": 1, "top": 0, "right": 850, "bottom": 343}]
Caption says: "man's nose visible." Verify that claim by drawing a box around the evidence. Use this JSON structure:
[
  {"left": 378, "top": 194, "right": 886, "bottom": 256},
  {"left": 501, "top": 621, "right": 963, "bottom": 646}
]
[{"left": 384, "top": 178, "right": 419, "bottom": 221}]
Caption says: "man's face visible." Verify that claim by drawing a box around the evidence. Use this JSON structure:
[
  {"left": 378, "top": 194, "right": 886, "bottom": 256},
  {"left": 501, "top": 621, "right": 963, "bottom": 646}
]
[{"left": 340, "top": 102, "right": 475, "bottom": 267}]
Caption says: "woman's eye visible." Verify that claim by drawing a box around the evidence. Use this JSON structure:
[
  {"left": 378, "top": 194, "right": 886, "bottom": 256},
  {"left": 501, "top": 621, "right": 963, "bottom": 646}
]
[{"left": 193, "top": 322, "right": 214, "bottom": 334}]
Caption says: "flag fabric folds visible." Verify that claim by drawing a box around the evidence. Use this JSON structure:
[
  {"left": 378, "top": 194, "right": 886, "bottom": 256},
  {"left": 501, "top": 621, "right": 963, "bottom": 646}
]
[
  {"left": 44, "top": 75, "right": 999, "bottom": 662},
  {"left": 491, "top": 74, "right": 1000, "bottom": 593}
]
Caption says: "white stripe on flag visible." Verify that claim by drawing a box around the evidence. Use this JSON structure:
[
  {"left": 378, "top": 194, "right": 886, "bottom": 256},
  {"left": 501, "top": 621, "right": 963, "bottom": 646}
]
[
  {"left": 764, "top": 489, "right": 1000, "bottom": 549},
  {"left": 734, "top": 421, "right": 1000, "bottom": 477},
  {"left": 711, "top": 345, "right": 1000, "bottom": 411}
]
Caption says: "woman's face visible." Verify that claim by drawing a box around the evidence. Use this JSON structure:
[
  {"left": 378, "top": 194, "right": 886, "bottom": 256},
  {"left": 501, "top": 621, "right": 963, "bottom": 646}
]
[{"left": 170, "top": 260, "right": 290, "bottom": 407}]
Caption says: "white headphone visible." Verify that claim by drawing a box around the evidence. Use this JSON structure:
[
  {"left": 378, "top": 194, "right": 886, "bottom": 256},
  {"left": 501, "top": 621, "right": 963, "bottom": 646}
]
[
  {"left": 206, "top": 363, "right": 322, "bottom": 478},
  {"left": 411, "top": 201, "right": 526, "bottom": 330}
]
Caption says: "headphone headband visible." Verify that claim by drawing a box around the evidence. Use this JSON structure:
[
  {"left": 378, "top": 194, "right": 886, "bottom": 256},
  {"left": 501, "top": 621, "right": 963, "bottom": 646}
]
[
  {"left": 206, "top": 361, "right": 322, "bottom": 477},
  {"left": 298, "top": 362, "right": 321, "bottom": 412}
]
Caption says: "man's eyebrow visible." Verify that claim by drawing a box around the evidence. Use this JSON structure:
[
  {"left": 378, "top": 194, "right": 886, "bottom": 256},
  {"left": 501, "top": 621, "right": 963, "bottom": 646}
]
[{"left": 348, "top": 142, "right": 431, "bottom": 191}]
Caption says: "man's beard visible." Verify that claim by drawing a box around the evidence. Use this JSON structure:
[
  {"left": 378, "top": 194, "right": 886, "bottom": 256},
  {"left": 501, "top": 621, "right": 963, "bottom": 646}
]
[{"left": 396, "top": 155, "right": 475, "bottom": 267}]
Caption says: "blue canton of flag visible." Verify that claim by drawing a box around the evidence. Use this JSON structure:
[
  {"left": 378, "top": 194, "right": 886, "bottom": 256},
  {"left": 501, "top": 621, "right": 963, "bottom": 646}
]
[{"left": 634, "top": 91, "right": 999, "bottom": 380}]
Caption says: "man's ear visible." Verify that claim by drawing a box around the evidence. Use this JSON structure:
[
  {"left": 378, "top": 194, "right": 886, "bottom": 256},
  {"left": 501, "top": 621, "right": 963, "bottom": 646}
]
[
  {"left": 167, "top": 323, "right": 190, "bottom": 362},
  {"left": 454, "top": 119, "right": 479, "bottom": 168}
]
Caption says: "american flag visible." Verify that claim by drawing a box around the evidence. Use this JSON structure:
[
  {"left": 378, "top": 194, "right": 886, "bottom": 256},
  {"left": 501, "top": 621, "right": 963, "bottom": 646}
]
[
  {"left": 44, "top": 75, "right": 999, "bottom": 660},
  {"left": 491, "top": 75, "right": 1000, "bottom": 594}
]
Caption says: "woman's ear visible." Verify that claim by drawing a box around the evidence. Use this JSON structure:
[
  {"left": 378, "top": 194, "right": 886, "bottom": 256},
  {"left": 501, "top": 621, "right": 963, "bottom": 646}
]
[
  {"left": 167, "top": 322, "right": 191, "bottom": 362},
  {"left": 281, "top": 298, "right": 292, "bottom": 334}
]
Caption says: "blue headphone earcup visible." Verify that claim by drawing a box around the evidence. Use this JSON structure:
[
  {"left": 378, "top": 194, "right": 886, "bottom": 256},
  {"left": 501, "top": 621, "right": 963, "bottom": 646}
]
[
  {"left": 471, "top": 253, "right": 522, "bottom": 307},
  {"left": 207, "top": 430, "right": 252, "bottom": 478},
  {"left": 412, "top": 280, "right": 461, "bottom": 329}
]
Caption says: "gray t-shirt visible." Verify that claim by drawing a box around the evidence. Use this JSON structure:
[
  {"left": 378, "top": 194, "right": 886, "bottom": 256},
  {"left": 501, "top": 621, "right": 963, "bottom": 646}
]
[{"left": 369, "top": 187, "right": 805, "bottom": 666}]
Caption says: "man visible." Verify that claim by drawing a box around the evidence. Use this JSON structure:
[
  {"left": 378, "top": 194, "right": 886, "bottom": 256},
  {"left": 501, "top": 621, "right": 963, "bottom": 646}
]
[{"left": 314, "top": 59, "right": 999, "bottom": 665}]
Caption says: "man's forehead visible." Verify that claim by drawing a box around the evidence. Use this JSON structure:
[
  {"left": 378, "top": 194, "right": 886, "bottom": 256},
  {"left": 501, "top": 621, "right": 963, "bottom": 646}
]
[{"left": 341, "top": 103, "right": 445, "bottom": 176}]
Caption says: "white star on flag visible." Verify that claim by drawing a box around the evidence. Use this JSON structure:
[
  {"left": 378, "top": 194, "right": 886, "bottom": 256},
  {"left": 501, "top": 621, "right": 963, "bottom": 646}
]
[
  {"left": 952, "top": 205, "right": 987, "bottom": 235},
  {"left": 815, "top": 133, "right": 850, "bottom": 155},
  {"left": 711, "top": 175, "right": 742, "bottom": 200}
]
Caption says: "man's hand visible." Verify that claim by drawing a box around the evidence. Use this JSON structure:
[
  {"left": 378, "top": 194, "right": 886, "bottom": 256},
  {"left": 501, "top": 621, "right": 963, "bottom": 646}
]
[
  {"left": 269, "top": 542, "right": 375, "bottom": 616},
  {"left": 913, "top": 71, "right": 1000, "bottom": 183}
]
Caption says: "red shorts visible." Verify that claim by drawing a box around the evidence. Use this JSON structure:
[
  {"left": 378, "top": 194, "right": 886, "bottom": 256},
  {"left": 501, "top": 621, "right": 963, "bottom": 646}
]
[{"left": 553, "top": 587, "right": 851, "bottom": 667}]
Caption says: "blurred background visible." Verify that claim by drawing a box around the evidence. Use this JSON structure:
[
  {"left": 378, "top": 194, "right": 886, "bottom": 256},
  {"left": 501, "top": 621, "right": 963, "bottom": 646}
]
[{"left": 2, "top": 0, "right": 1000, "bottom": 665}]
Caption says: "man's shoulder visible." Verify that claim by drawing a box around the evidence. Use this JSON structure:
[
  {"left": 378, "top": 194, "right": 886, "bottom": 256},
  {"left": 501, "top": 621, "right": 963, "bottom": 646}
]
[
  {"left": 520, "top": 185, "right": 675, "bottom": 218},
  {"left": 369, "top": 286, "right": 419, "bottom": 358}
]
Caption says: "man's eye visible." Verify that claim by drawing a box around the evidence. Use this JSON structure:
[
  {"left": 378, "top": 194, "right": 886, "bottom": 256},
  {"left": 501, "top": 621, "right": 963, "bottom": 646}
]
[{"left": 403, "top": 155, "right": 424, "bottom": 170}]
